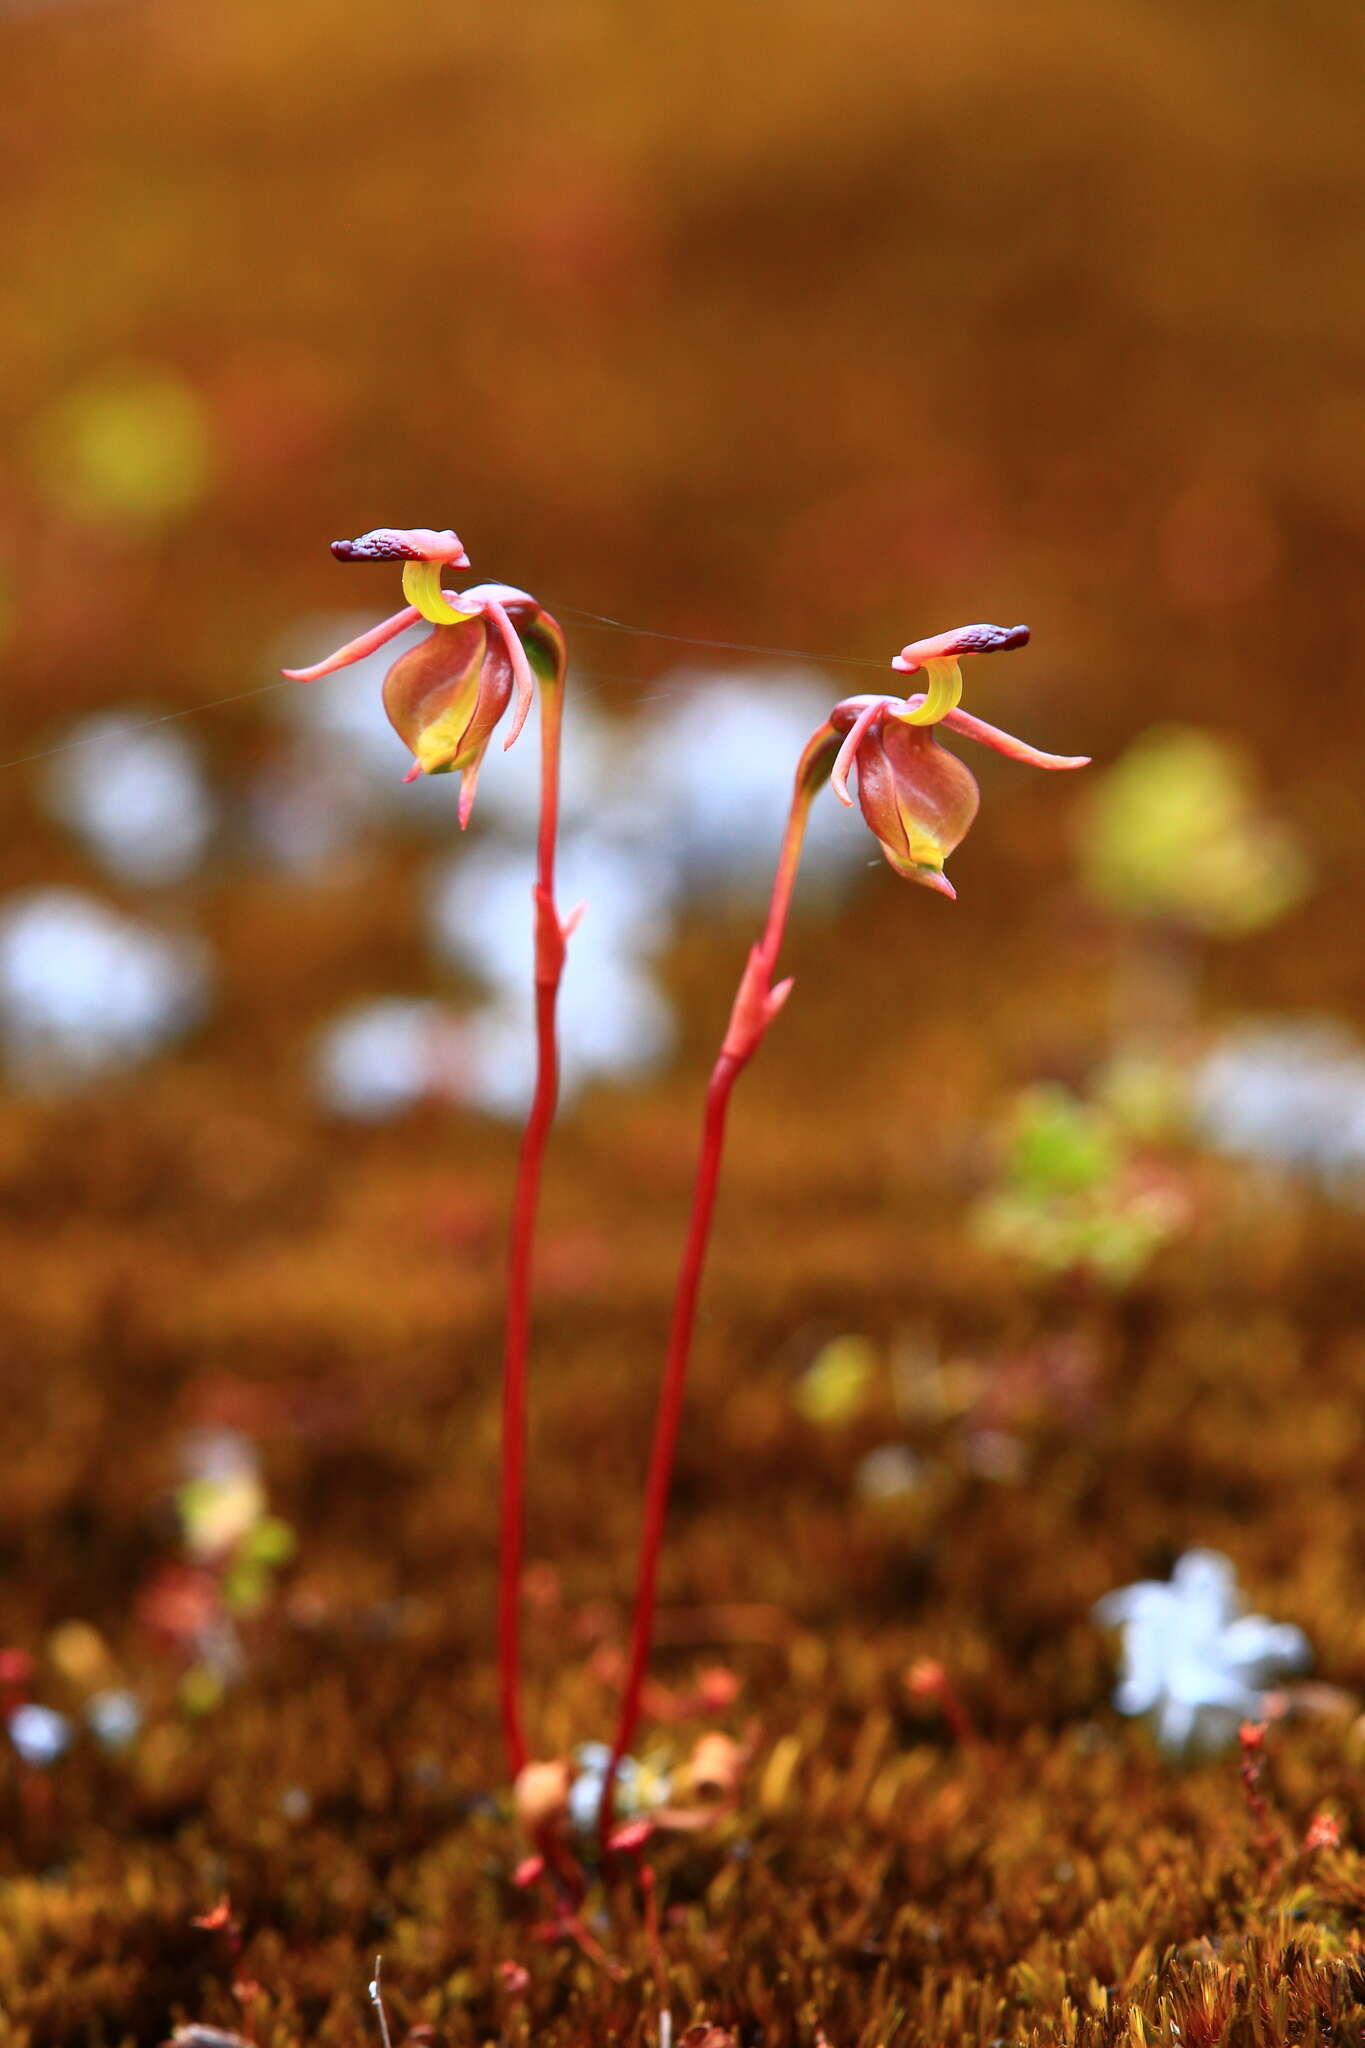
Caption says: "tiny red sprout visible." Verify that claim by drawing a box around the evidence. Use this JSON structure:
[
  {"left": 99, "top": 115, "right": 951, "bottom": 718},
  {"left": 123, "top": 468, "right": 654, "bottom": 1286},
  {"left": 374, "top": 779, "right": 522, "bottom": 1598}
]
[
  {"left": 905, "top": 1657, "right": 977, "bottom": 1744},
  {"left": 1304, "top": 1812, "right": 1342, "bottom": 1852},
  {"left": 608, "top": 1816, "right": 654, "bottom": 1855},
  {"left": 513, "top": 1854, "right": 546, "bottom": 1889},
  {"left": 0, "top": 1647, "right": 34, "bottom": 1690},
  {"left": 697, "top": 1664, "right": 740, "bottom": 1713},
  {"left": 905, "top": 1656, "right": 947, "bottom": 1699},
  {"left": 190, "top": 1897, "right": 235, "bottom": 1933},
  {"left": 1239, "top": 1719, "right": 1266, "bottom": 1753},
  {"left": 498, "top": 1960, "right": 531, "bottom": 1996}
]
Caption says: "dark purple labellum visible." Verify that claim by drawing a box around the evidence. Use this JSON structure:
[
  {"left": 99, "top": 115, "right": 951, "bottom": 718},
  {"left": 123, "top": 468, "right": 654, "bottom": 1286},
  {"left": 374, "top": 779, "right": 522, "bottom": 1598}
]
[
  {"left": 951, "top": 623, "right": 1030, "bottom": 655},
  {"left": 331, "top": 531, "right": 426, "bottom": 562}
]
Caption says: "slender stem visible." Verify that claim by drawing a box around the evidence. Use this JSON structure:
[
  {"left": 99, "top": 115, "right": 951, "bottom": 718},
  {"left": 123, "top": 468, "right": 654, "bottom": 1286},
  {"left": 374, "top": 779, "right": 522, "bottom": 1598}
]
[
  {"left": 498, "top": 671, "right": 566, "bottom": 1781},
  {"left": 758, "top": 774, "right": 820, "bottom": 972},
  {"left": 600, "top": 726, "right": 837, "bottom": 1840}
]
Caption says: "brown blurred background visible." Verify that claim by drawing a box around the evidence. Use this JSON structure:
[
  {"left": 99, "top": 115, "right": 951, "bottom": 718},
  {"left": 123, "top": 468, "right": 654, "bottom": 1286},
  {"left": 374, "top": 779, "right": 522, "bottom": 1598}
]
[
  {"left": 2, "top": 0, "right": 1364, "bottom": 1613},
  {"left": 0, "top": 0, "right": 1362, "bottom": 1523},
  {"left": 3, "top": 0, "right": 1364, "bottom": 773}
]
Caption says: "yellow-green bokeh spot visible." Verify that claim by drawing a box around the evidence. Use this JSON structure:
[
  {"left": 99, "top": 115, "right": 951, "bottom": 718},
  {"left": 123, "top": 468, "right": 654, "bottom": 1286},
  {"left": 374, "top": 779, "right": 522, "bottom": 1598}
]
[
  {"left": 30, "top": 365, "right": 213, "bottom": 524},
  {"left": 1078, "top": 724, "right": 1312, "bottom": 936},
  {"left": 796, "top": 1334, "right": 878, "bottom": 1426}
]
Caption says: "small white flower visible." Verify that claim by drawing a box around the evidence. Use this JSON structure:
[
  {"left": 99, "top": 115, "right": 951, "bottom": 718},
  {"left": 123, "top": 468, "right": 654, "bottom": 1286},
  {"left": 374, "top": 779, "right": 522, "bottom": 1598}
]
[
  {"left": 855, "top": 1444, "right": 924, "bottom": 1503},
  {"left": 0, "top": 889, "right": 209, "bottom": 1090},
  {"left": 312, "top": 999, "right": 468, "bottom": 1121},
  {"left": 85, "top": 1689, "right": 142, "bottom": 1750},
  {"left": 7, "top": 1703, "right": 74, "bottom": 1768},
  {"left": 566, "top": 1742, "right": 671, "bottom": 1837},
  {"left": 1093, "top": 1548, "right": 1310, "bottom": 1755},
  {"left": 620, "top": 670, "right": 866, "bottom": 899},
  {"left": 43, "top": 716, "right": 216, "bottom": 886},
  {"left": 1193, "top": 1019, "right": 1365, "bottom": 1192}
]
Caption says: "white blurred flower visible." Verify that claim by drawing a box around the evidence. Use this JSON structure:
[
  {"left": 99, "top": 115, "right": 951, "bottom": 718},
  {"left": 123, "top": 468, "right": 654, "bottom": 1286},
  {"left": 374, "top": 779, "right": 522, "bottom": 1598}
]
[
  {"left": 311, "top": 998, "right": 470, "bottom": 1121},
  {"left": 618, "top": 668, "right": 867, "bottom": 899},
  {"left": 1194, "top": 1020, "right": 1365, "bottom": 1193},
  {"left": 7, "top": 1703, "right": 74, "bottom": 1768},
  {"left": 178, "top": 1429, "right": 266, "bottom": 1558},
  {"left": 0, "top": 889, "right": 209, "bottom": 1090},
  {"left": 246, "top": 752, "right": 379, "bottom": 875},
  {"left": 567, "top": 1742, "right": 671, "bottom": 1836},
  {"left": 42, "top": 716, "right": 216, "bottom": 886},
  {"left": 462, "top": 960, "right": 676, "bottom": 1121},
  {"left": 1093, "top": 1549, "right": 1310, "bottom": 1755},
  {"left": 85, "top": 1689, "right": 142, "bottom": 1750},
  {"left": 855, "top": 1444, "right": 924, "bottom": 1503},
  {"left": 428, "top": 831, "right": 676, "bottom": 988},
  {"left": 426, "top": 829, "right": 678, "bottom": 1119}
]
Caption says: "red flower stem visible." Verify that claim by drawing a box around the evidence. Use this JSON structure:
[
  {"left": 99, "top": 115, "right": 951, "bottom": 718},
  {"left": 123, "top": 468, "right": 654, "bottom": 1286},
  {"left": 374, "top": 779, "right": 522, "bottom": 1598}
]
[
  {"left": 498, "top": 669, "right": 567, "bottom": 1781},
  {"left": 600, "top": 724, "right": 840, "bottom": 1841}
]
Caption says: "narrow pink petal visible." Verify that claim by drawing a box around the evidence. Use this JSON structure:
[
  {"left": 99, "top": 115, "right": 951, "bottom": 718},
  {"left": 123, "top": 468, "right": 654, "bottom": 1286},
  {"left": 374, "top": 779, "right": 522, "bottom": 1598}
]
[
  {"left": 281, "top": 606, "right": 422, "bottom": 681},
  {"left": 457, "top": 757, "right": 482, "bottom": 829},
  {"left": 919, "top": 868, "right": 957, "bottom": 900},
  {"left": 482, "top": 598, "right": 537, "bottom": 750},
  {"left": 402, "top": 759, "right": 424, "bottom": 784},
  {"left": 941, "top": 705, "right": 1090, "bottom": 770},
  {"left": 830, "top": 697, "right": 888, "bottom": 807}
]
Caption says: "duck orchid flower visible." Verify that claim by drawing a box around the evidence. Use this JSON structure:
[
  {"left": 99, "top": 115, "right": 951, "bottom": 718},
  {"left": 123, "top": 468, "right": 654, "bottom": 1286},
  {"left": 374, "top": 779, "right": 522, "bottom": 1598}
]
[
  {"left": 285, "top": 527, "right": 576, "bottom": 1789},
  {"left": 826, "top": 622, "right": 1089, "bottom": 897},
  {"left": 282, "top": 529, "right": 561, "bottom": 828},
  {"left": 603, "top": 623, "right": 1088, "bottom": 1840}
]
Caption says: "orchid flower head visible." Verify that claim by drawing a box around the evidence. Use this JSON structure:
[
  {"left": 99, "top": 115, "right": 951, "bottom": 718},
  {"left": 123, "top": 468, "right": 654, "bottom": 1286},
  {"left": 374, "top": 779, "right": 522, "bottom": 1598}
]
[
  {"left": 282, "top": 532, "right": 565, "bottom": 827},
  {"left": 826, "top": 623, "right": 1088, "bottom": 898}
]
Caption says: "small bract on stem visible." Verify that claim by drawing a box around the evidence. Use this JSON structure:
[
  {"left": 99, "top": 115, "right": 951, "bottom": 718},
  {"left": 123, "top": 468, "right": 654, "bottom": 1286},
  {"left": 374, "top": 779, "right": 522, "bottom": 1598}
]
[
  {"left": 285, "top": 528, "right": 574, "bottom": 1781},
  {"left": 599, "top": 622, "right": 1087, "bottom": 1841}
]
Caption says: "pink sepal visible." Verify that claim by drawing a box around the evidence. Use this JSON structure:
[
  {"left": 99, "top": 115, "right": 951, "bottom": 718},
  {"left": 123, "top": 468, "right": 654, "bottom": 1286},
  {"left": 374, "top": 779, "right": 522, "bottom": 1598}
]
[
  {"left": 830, "top": 697, "right": 888, "bottom": 806},
  {"left": 457, "top": 758, "right": 481, "bottom": 827},
  {"left": 482, "top": 599, "right": 537, "bottom": 751},
  {"left": 282, "top": 605, "right": 422, "bottom": 681},
  {"left": 940, "top": 705, "right": 1089, "bottom": 769}
]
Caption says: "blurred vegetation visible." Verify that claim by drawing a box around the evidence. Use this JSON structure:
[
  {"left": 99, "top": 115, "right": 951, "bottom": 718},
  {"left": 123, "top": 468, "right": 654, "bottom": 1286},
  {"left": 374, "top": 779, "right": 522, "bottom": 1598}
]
[
  {"left": 1079, "top": 727, "right": 1312, "bottom": 938},
  {"left": 970, "top": 1081, "right": 1186, "bottom": 1286}
]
